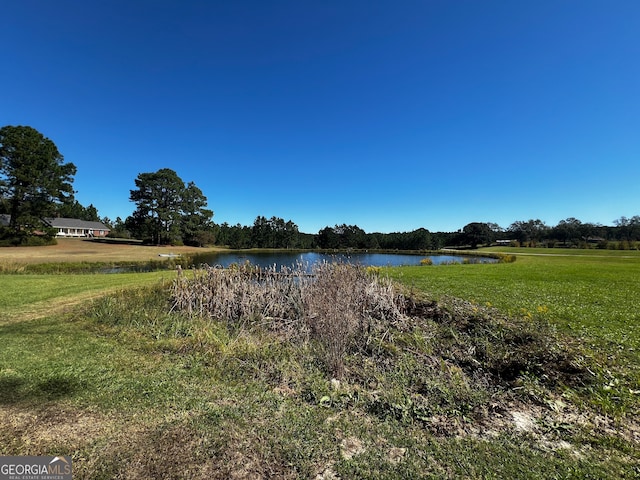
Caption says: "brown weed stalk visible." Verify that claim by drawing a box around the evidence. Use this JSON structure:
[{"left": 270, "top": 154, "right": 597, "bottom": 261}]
[{"left": 170, "top": 262, "right": 407, "bottom": 378}]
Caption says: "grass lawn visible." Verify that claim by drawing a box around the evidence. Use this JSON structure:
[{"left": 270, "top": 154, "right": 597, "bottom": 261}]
[
  {"left": 1, "top": 247, "right": 639, "bottom": 478},
  {"left": 0, "top": 271, "right": 173, "bottom": 323},
  {"left": 391, "top": 249, "right": 640, "bottom": 348},
  {"left": 389, "top": 249, "right": 640, "bottom": 419}
]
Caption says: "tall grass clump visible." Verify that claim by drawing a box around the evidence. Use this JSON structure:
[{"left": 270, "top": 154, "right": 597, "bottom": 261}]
[
  {"left": 171, "top": 262, "right": 406, "bottom": 378},
  {"left": 302, "top": 263, "right": 404, "bottom": 378},
  {"left": 171, "top": 262, "right": 306, "bottom": 329}
]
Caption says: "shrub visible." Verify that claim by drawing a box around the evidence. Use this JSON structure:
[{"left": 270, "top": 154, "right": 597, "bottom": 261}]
[{"left": 0, "top": 227, "right": 57, "bottom": 247}]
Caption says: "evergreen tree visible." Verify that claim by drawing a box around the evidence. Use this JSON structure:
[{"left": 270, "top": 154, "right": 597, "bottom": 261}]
[
  {"left": 127, "top": 168, "right": 212, "bottom": 245},
  {"left": 0, "top": 125, "right": 76, "bottom": 231}
]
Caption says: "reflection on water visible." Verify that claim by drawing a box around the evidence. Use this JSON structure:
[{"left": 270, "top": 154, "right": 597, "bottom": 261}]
[{"left": 191, "top": 251, "right": 497, "bottom": 271}]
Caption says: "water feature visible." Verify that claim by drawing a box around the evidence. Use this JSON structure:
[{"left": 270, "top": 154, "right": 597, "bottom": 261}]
[{"left": 191, "top": 251, "right": 497, "bottom": 271}]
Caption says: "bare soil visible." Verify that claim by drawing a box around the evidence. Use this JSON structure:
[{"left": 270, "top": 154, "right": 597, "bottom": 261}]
[{"left": 0, "top": 238, "right": 222, "bottom": 264}]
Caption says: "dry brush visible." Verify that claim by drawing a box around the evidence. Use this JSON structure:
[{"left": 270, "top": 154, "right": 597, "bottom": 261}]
[{"left": 170, "top": 262, "right": 406, "bottom": 378}]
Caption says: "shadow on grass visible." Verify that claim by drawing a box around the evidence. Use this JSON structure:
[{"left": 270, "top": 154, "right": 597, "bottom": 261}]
[
  {"left": 83, "top": 237, "right": 143, "bottom": 245},
  {"left": 0, "top": 374, "right": 84, "bottom": 404},
  {"left": 0, "top": 317, "right": 88, "bottom": 404}
]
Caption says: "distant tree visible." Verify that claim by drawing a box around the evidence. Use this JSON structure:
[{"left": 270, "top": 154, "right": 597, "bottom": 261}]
[
  {"left": 462, "top": 222, "right": 494, "bottom": 249},
  {"left": 213, "top": 222, "right": 229, "bottom": 246},
  {"left": 214, "top": 222, "right": 251, "bottom": 248},
  {"left": 408, "top": 228, "right": 432, "bottom": 249},
  {"left": 180, "top": 182, "right": 214, "bottom": 246},
  {"left": 508, "top": 219, "right": 548, "bottom": 246},
  {"left": 297, "top": 232, "right": 317, "bottom": 249},
  {"left": 614, "top": 216, "right": 640, "bottom": 241},
  {"left": 250, "top": 216, "right": 301, "bottom": 248},
  {"left": 553, "top": 217, "right": 583, "bottom": 246},
  {"left": 433, "top": 231, "right": 458, "bottom": 249},
  {"left": 56, "top": 200, "right": 100, "bottom": 221},
  {"left": 104, "top": 216, "right": 130, "bottom": 238},
  {"left": 340, "top": 224, "right": 368, "bottom": 248},
  {"left": 316, "top": 224, "right": 373, "bottom": 249},
  {"left": 251, "top": 216, "right": 272, "bottom": 248},
  {"left": 0, "top": 125, "right": 76, "bottom": 231},
  {"left": 372, "top": 228, "right": 431, "bottom": 250},
  {"left": 227, "top": 223, "right": 252, "bottom": 249},
  {"left": 282, "top": 220, "right": 301, "bottom": 248},
  {"left": 487, "top": 222, "right": 504, "bottom": 237},
  {"left": 317, "top": 226, "right": 341, "bottom": 249},
  {"left": 127, "top": 168, "right": 213, "bottom": 245}
]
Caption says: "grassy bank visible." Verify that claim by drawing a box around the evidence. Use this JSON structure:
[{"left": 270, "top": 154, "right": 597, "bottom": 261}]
[{"left": 1, "top": 251, "right": 639, "bottom": 478}]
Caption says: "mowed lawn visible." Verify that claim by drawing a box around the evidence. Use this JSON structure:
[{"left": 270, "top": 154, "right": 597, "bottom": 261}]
[
  {"left": 390, "top": 249, "right": 640, "bottom": 349},
  {"left": 0, "top": 271, "right": 173, "bottom": 323}
]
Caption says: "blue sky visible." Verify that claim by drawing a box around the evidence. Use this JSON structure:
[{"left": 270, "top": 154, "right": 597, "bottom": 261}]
[{"left": 2, "top": 1, "right": 639, "bottom": 233}]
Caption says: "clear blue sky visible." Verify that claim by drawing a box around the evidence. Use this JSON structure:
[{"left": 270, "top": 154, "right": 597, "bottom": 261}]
[{"left": 2, "top": 1, "right": 639, "bottom": 233}]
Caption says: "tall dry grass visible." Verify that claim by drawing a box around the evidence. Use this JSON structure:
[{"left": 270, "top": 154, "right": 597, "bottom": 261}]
[{"left": 170, "top": 262, "right": 407, "bottom": 377}]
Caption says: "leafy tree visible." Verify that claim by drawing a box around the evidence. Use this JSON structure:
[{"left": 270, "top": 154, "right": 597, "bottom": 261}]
[
  {"left": 127, "top": 168, "right": 213, "bottom": 245},
  {"left": 553, "top": 217, "right": 583, "bottom": 246},
  {"left": 103, "top": 216, "right": 130, "bottom": 238},
  {"left": 508, "top": 219, "right": 548, "bottom": 246},
  {"left": 340, "top": 224, "right": 369, "bottom": 248},
  {"left": 614, "top": 216, "right": 640, "bottom": 241},
  {"left": 316, "top": 224, "right": 370, "bottom": 249},
  {"left": 0, "top": 125, "right": 76, "bottom": 231},
  {"left": 317, "top": 226, "right": 341, "bottom": 249},
  {"left": 371, "top": 228, "right": 431, "bottom": 250},
  {"left": 251, "top": 215, "right": 272, "bottom": 248},
  {"left": 462, "top": 222, "right": 495, "bottom": 249},
  {"left": 406, "top": 228, "right": 432, "bottom": 249}
]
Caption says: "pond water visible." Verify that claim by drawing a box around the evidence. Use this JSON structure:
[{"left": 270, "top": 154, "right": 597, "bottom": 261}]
[{"left": 191, "top": 251, "right": 497, "bottom": 271}]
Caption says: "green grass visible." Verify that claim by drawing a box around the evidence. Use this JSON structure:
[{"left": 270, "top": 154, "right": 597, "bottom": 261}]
[
  {"left": 480, "top": 246, "right": 640, "bottom": 257},
  {"left": 389, "top": 251, "right": 640, "bottom": 417},
  {"left": 0, "top": 271, "right": 173, "bottom": 322},
  {"left": 1, "top": 252, "right": 639, "bottom": 478},
  {"left": 391, "top": 252, "right": 640, "bottom": 346}
]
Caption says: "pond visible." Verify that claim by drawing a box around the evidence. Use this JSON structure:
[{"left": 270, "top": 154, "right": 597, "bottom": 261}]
[{"left": 190, "top": 251, "right": 497, "bottom": 271}]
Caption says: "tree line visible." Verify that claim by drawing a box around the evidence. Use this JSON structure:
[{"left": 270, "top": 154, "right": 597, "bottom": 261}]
[
  {"left": 107, "top": 215, "right": 640, "bottom": 251},
  {"left": 456, "top": 218, "right": 640, "bottom": 250},
  {"left": 2, "top": 125, "right": 639, "bottom": 250}
]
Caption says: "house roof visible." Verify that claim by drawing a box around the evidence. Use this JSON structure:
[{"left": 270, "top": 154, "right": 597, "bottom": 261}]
[
  {"left": 44, "top": 217, "right": 110, "bottom": 230},
  {"left": 0, "top": 215, "right": 109, "bottom": 230}
]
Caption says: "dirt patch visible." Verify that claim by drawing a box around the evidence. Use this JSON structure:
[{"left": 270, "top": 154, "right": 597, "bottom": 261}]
[
  {"left": 0, "top": 238, "right": 222, "bottom": 264},
  {"left": 0, "top": 403, "right": 117, "bottom": 455},
  {"left": 0, "top": 404, "right": 226, "bottom": 479}
]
